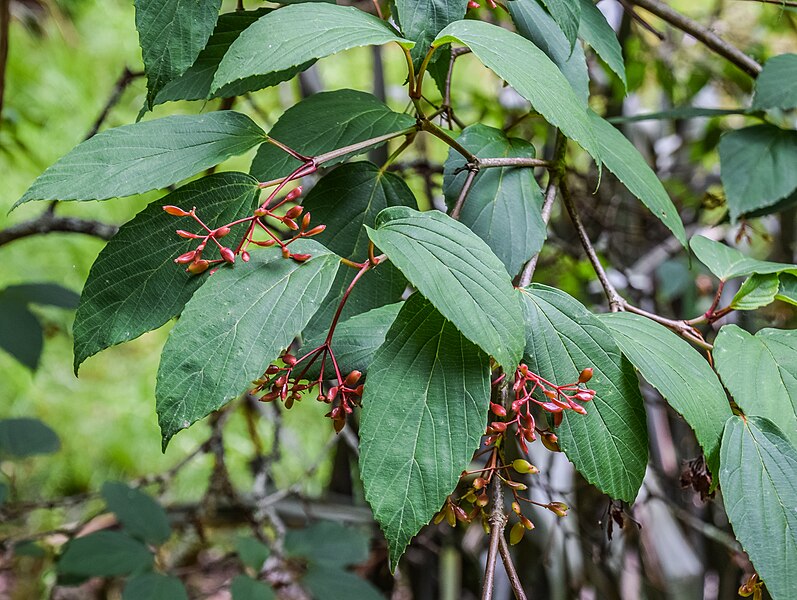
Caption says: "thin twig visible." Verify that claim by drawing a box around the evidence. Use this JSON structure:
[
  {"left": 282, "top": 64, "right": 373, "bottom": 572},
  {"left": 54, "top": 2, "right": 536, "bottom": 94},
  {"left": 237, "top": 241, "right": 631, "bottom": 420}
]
[
  {"left": 481, "top": 475, "right": 505, "bottom": 600},
  {"left": 498, "top": 535, "right": 529, "bottom": 600},
  {"left": 478, "top": 157, "right": 552, "bottom": 169},
  {"left": 451, "top": 168, "right": 478, "bottom": 220},
  {"left": 628, "top": 0, "right": 762, "bottom": 77},
  {"left": 84, "top": 68, "right": 144, "bottom": 140},
  {"left": 0, "top": 214, "right": 118, "bottom": 247}
]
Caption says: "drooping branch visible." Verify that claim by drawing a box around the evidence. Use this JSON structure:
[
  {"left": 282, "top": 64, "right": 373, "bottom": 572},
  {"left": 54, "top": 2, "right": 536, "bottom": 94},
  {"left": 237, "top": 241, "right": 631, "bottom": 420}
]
[
  {"left": 0, "top": 213, "right": 118, "bottom": 247},
  {"left": 628, "top": 0, "right": 762, "bottom": 77}
]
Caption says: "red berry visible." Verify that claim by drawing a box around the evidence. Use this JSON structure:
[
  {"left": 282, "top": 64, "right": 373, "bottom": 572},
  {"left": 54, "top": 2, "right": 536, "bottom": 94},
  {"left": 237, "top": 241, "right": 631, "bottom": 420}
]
[
  {"left": 241, "top": 251, "right": 251, "bottom": 262},
  {"left": 163, "top": 205, "right": 189, "bottom": 216},
  {"left": 285, "top": 205, "right": 303, "bottom": 219},
  {"left": 175, "top": 250, "right": 197, "bottom": 264},
  {"left": 490, "top": 402, "right": 507, "bottom": 417},
  {"left": 214, "top": 226, "right": 231, "bottom": 238},
  {"left": 291, "top": 253, "right": 311, "bottom": 262},
  {"left": 578, "top": 367, "right": 594, "bottom": 384},
  {"left": 220, "top": 247, "right": 235, "bottom": 264},
  {"left": 284, "top": 186, "right": 303, "bottom": 202}
]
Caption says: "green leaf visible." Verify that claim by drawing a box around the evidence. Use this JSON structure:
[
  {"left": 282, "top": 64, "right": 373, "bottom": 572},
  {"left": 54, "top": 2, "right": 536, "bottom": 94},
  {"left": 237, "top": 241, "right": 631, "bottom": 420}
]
[
  {"left": 520, "top": 285, "right": 648, "bottom": 501},
  {"left": 360, "top": 294, "right": 491, "bottom": 570},
  {"left": 752, "top": 53, "right": 797, "bottom": 111},
  {"left": 1, "top": 284, "right": 80, "bottom": 308},
  {"left": 689, "top": 235, "right": 797, "bottom": 282},
  {"left": 73, "top": 173, "right": 260, "bottom": 371},
  {"left": 18, "top": 112, "right": 266, "bottom": 205},
  {"left": 235, "top": 536, "right": 271, "bottom": 571},
  {"left": 285, "top": 521, "right": 369, "bottom": 567},
  {"left": 367, "top": 207, "right": 524, "bottom": 369},
  {"left": 154, "top": 9, "right": 313, "bottom": 105},
  {"left": 719, "top": 416, "right": 797, "bottom": 600},
  {"left": 135, "top": 0, "right": 222, "bottom": 108},
  {"left": 101, "top": 482, "right": 171, "bottom": 546},
  {"left": 508, "top": 0, "right": 589, "bottom": 103},
  {"left": 303, "top": 302, "right": 402, "bottom": 380},
  {"left": 443, "top": 124, "right": 546, "bottom": 276},
  {"left": 0, "top": 482, "right": 7, "bottom": 506},
  {"left": 714, "top": 325, "right": 797, "bottom": 445},
  {"left": 156, "top": 240, "right": 340, "bottom": 447},
  {"left": 776, "top": 273, "right": 797, "bottom": 306},
  {"left": 230, "top": 575, "right": 275, "bottom": 600},
  {"left": 250, "top": 90, "right": 415, "bottom": 182},
  {"left": 212, "top": 4, "right": 412, "bottom": 94},
  {"left": 303, "top": 565, "right": 385, "bottom": 600},
  {"left": 577, "top": 0, "right": 626, "bottom": 87},
  {"left": 730, "top": 273, "right": 781, "bottom": 310},
  {"left": 123, "top": 573, "right": 188, "bottom": 600},
  {"left": 59, "top": 531, "right": 153, "bottom": 577},
  {"left": 719, "top": 125, "right": 797, "bottom": 221},
  {"left": 0, "top": 418, "right": 60, "bottom": 458},
  {"left": 433, "top": 20, "right": 600, "bottom": 164},
  {"left": 588, "top": 111, "right": 687, "bottom": 247},
  {"left": 298, "top": 161, "right": 415, "bottom": 343},
  {"left": 599, "top": 313, "right": 731, "bottom": 477},
  {"left": 394, "top": 0, "right": 468, "bottom": 69},
  {"left": 538, "top": 0, "right": 580, "bottom": 50}
]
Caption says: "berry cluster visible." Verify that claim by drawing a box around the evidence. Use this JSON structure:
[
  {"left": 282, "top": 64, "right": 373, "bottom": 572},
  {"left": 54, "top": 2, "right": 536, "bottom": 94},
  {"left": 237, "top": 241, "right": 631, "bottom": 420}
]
[{"left": 164, "top": 184, "right": 326, "bottom": 274}]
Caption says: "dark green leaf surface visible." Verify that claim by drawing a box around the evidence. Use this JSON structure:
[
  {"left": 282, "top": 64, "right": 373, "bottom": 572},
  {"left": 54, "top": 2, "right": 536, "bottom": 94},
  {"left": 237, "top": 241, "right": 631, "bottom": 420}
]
[
  {"left": 0, "top": 482, "right": 7, "bottom": 506},
  {"left": 433, "top": 21, "right": 600, "bottom": 163},
  {"left": 156, "top": 240, "right": 340, "bottom": 446},
  {"left": 360, "top": 294, "right": 491, "bottom": 569},
  {"left": 714, "top": 325, "right": 797, "bottom": 445},
  {"left": 719, "top": 416, "right": 797, "bottom": 600},
  {"left": 303, "top": 565, "right": 385, "bottom": 600},
  {"left": 135, "top": 0, "right": 222, "bottom": 107},
  {"left": 508, "top": 0, "right": 589, "bottom": 103},
  {"left": 599, "top": 313, "right": 730, "bottom": 476},
  {"left": 367, "top": 207, "right": 524, "bottom": 368},
  {"left": 18, "top": 112, "right": 266, "bottom": 205},
  {"left": 230, "top": 575, "right": 276, "bottom": 600},
  {"left": 59, "top": 531, "right": 153, "bottom": 577},
  {"left": 235, "top": 536, "right": 271, "bottom": 571},
  {"left": 154, "top": 9, "right": 313, "bottom": 105},
  {"left": 212, "top": 4, "right": 412, "bottom": 93},
  {"left": 538, "top": 0, "right": 581, "bottom": 50},
  {"left": 394, "top": 0, "right": 468, "bottom": 70},
  {"left": 589, "top": 111, "right": 686, "bottom": 246},
  {"left": 777, "top": 273, "right": 797, "bottom": 306},
  {"left": 303, "top": 302, "right": 402, "bottom": 380},
  {"left": 443, "top": 124, "right": 546, "bottom": 276},
  {"left": 0, "top": 418, "right": 60, "bottom": 458},
  {"left": 73, "top": 173, "right": 260, "bottom": 371},
  {"left": 719, "top": 125, "right": 797, "bottom": 220},
  {"left": 752, "top": 53, "right": 797, "bottom": 111},
  {"left": 730, "top": 273, "right": 780, "bottom": 310},
  {"left": 690, "top": 235, "right": 797, "bottom": 281},
  {"left": 285, "top": 521, "right": 369, "bottom": 567},
  {"left": 250, "top": 90, "right": 415, "bottom": 182},
  {"left": 123, "top": 573, "right": 188, "bottom": 600},
  {"left": 1, "top": 284, "right": 80, "bottom": 308},
  {"left": 578, "top": 0, "right": 626, "bottom": 87},
  {"left": 520, "top": 285, "right": 647, "bottom": 501},
  {"left": 608, "top": 107, "right": 747, "bottom": 123},
  {"left": 101, "top": 482, "right": 171, "bottom": 546},
  {"left": 0, "top": 296, "right": 43, "bottom": 370}
]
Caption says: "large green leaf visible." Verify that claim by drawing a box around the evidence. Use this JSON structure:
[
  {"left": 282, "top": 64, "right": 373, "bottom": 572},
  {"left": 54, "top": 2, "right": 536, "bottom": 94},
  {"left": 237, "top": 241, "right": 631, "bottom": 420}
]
[
  {"left": 538, "top": 0, "right": 580, "bottom": 50},
  {"left": 360, "top": 294, "right": 491, "bottom": 569},
  {"left": 156, "top": 240, "right": 340, "bottom": 446},
  {"left": 285, "top": 521, "right": 369, "bottom": 568},
  {"left": 154, "top": 9, "right": 313, "bottom": 105},
  {"left": 599, "top": 313, "right": 730, "bottom": 476},
  {"left": 101, "top": 482, "right": 171, "bottom": 546},
  {"left": 73, "top": 173, "right": 260, "bottom": 371},
  {"left": 123, "top": 573, "right": 188, "bottom": 600},
  {"left": 18, "top": 112, "right": 266, "bottom": 205},
  {"left": 752, "top": 53, "right": 797, "bottom": 111},
  {"left": 230, "top": 575, "right": 276, "bottom": 600},
  {"left": 367, "top": 207, "right": 524, "bottom": 369},
  {"left": 589, "top": 111, "right": 686, "bottom": 246},
  {"left": 714, "top": 325, "right": 797, "bottom": 445},
  {"left": 508, "top": 0, "right": 589, "bottom": 103},
  {"left": 719, "top": 125, "right": 797, "bottom": 220},
  {"left": 719, "top": 416, "right": 797, "bottom": 600},
  {"left": 212, "top": 4, "right": 412, "bottom": 94},
  {"left": 0, "top": 418, "right": 60, "bottom": 458},
  {"left": 730, "top": 273, "right": 781, "bottom": 311},
  {"left": 433, "top": 20, "right": 600, "bottom": 164},
  {"left": 777, "top": 273, "right": 797, "bottom": 306},
  {"left": 577, "top": 0, "right": 626, "bottom": 87},
  {"left": 443, "top": 124, "right": 546, "bottom": 276},
  {"left": 520, "top": 285, "right": 647, "bottom": 501},
  {"left": 303, "top": 302, "right": 402, "bottom": 380},
  {"left": 135, "top": 0, "right": 222, "bottom": 108},
  {"left": 235, "top": 536, "right": 270, "bottom": 571},
  {"left": 302, "top": 565, "right": 385, "bottom": 600},
  {"left": 298, "top": 161, "right": 415, "bottom": 343},
  {"left": 58, "top": 531, "right": 153, "bottom": 577},
  {"left": 250, "top": 89, "right": 415, "bottom": 182},
  {"left": 394, "top": 0, "right": 468, "bottom": 69},
  {"left": 689, "top": 235, "right": 797, "bottom": 282}
]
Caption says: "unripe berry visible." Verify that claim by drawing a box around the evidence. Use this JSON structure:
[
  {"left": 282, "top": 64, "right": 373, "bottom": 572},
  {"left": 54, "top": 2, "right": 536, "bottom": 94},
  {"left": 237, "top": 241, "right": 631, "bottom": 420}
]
[
  {"left": 305, "top": 224, "right": 326, "bottom": 237},
  {"left": 511, "top": 501, "right": 521, "bottom": 514},
  {"left": 490, "top": 402, "right": 507, "bottom": 417},
  {"left": 284, "top": 186, "right": 303, "bottom": 202},
  {"left": 283, "top": 217, "right": 299, "bottom": 231},
  {"left": 175, "top": 250, "right": 197, "bottom": 264},
  {"left": 285, "top": 205, "right": 303, "bottom": 219},
  {"left": 242, "top": 251, "right": 251, "bottom": 262},
  {"left": 509, "top": 522, "right": 525, "bottom": 545},
  {"left": 520, "top": 515, "right": 534, "bottom": 530},
  {"left": 176, "top": 229, "right": 200, "bottom": 238},
  {"left": 187, "top": 259, "right": 210, "bottom": 274},
  {"left": 578, "top": 367, "right": 594, "bottom": 384},
  {"left": 220, "top": 247, "right": 235, "bottom": 264},
  {"left": 291, "top": 253, "right": 312, "bottom": 262},
  {"left": 541, "top": 431, "right": 560, "bottom": 452},
  {"left": 547, "top": 502, "right": 568, "bottom": 517},
  {"left": 473, "top": 477, "right": 486, "bottom": 490},
  {"left": 214, "top": 226, "right": 231, "bottom": 238},
  {"left": 489, "top": 421, "right": 507, "bottom": 432},
  {"left": 163, "top": 205, "right": 189, "bottom": 216},
  {"left": 344, "top": 370, "right": 362, "bottom": 386},
  {"left": 476, "top": 492, "right": 489, "bottom": 507},
  {"left": 512, "top": 459, "right": 539, "bottom": 474}
]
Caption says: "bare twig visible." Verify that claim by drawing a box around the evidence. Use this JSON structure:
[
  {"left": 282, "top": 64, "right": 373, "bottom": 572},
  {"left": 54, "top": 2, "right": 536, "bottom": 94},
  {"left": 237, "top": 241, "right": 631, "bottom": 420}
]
[
  {"left": 481, "top": 475, "right": 506, "bottom": 600},
  {"left": 478, "top": 157, "right": 552, "bottom": 170},
  {"left": 450, "top": 168, "right": 478, "bottom": 220},
  {"left": 498, "top": 535, "right": 529, "bottom": 600},
  {"left": 84, "top": 67, "right": 144, "bottom": 140},
  {"left": 628, "top": 0, "right": 762, "bottom": 77},
  {"left": 0, "top": 214, "right": 118, "bottom": 247}
]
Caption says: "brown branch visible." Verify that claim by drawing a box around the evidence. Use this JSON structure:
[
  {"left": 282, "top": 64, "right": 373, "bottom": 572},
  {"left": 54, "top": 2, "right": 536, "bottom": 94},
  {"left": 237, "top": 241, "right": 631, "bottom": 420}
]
[
  {"left": 84, "top": 67, "right": 144, "bottom": 140},
  {"left": 498, "top": 535, "right": 529, "bottom": 600},
  {"left": 628, "top": 0, "right": 762, "bottom": 77},
  {"left": 481, "top": 475, "right": 506, "bottom": 600},
  {"left": 478, "top": 157, "right": 552, "bottom": 169},
  {"left": 450, "top": 168, "right": 478, "bottom": 220},
  {"left": 0, "top": 213, "right": 118, "bottom": 247}
]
